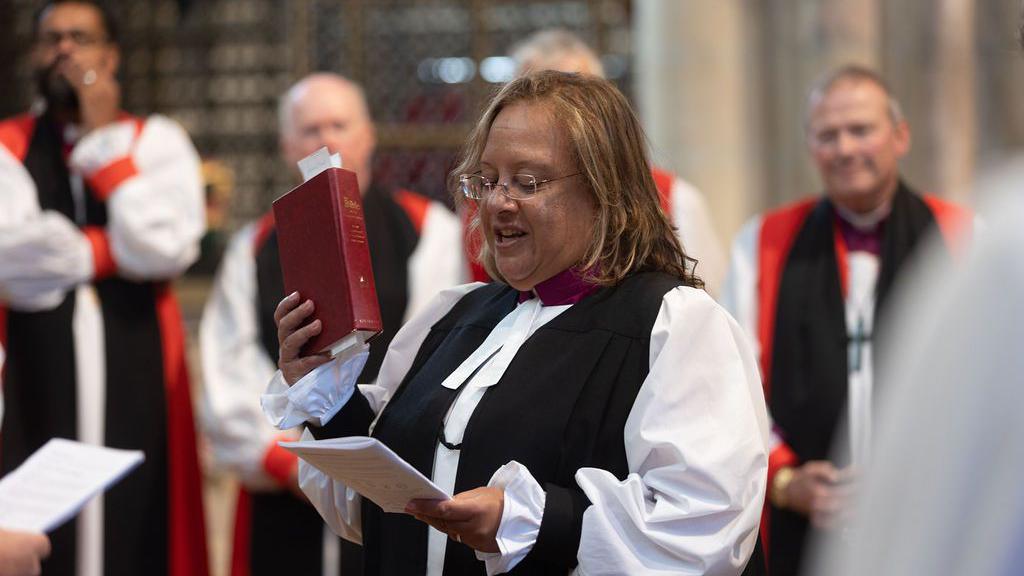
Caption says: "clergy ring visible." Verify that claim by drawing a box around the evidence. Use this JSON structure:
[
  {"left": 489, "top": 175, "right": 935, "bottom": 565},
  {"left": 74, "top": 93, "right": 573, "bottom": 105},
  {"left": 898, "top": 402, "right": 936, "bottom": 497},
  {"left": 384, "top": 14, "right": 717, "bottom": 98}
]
[{"left": 83, "top": 69, "right": 97, "bottom": 86}]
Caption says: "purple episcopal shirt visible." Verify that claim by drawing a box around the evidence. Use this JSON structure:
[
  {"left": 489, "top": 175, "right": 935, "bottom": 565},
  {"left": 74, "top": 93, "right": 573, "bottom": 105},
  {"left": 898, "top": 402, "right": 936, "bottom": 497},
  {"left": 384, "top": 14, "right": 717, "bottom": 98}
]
[
  {"left": 835, "top": 211, "right": 884, "bottom": 256},
  {"left": 518, "top": 267, "right": 599, "bottom": 306}
]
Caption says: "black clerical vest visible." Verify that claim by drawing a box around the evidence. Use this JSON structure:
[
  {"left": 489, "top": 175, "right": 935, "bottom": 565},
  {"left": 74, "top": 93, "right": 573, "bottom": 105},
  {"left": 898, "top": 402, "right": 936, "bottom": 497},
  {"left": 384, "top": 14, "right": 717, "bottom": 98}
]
[
  {"left": 246, "top": 185, "right": 421, "bottom": 576},
  {"left": 316, "top": 273, "right": 682, "bottom": 574},
  {"left": 1, "top": 113, "right": 169, "bottom": 575}
]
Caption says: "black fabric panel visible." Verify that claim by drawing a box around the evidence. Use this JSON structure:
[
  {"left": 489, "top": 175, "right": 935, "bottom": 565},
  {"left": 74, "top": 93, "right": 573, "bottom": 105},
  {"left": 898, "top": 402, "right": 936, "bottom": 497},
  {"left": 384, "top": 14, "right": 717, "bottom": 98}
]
[
  {"left": 769, "top": 199, "right": 848, "bottom": 463},
  {"left": 743, "top": 538, "right": 767, "bottom": 576},
  {"left": 1, "top": 296, "right": 78, "bottom": 576},
  {"left": 874, "top": 183, "right": 946, "bottom": 322},
  {"left": 360, "top": 186, "right": 418, "bottom": 382},
  {"left": 20, "top": 113, "right": 73, "bottom": 219},
  {"left": 0, "top": 296, "right": 78, "bottom": 468},
  {"left": 249, "top": 491, "right": 325, "bottom": 575},
  {"left": 309, "top": 389, "right": 376, "bottom": 441},
  {"left": 83, "top": 173, "right": 108, "bottom": 227},
  {"left": 522, "top": 483, "right": 590, "bottom": 572},
  {"left": 255, "top": 228, "right": 285, "bottom": 363},
  {"left": 767, "top": 182, "right": 942, "bottom": 576},
  {"left": 365, "top": 273, "right": 679, "bottom": 575},
  {"left": 98, "top": 278, "right": 168, "bottom": 576}
]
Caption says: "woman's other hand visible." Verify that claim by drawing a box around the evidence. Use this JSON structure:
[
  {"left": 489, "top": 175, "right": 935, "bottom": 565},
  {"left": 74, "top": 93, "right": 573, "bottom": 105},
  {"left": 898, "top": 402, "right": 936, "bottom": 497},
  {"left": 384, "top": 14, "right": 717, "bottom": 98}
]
[
  {"left": 274, "top": 291, "right": 331, "bottom": 385},
  {"left": 0, "top": 528, "right": 50, "bottom": 576},
  {"left": 406, "top": 487, "right": 504, "bottom": 553}
]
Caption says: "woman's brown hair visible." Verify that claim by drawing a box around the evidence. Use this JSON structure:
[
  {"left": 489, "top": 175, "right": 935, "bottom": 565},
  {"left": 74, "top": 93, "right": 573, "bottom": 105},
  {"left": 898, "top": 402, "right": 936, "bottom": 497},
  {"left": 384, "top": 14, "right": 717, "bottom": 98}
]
[{"left": 450, "top": 70, "right": 701, "bottom": 288}]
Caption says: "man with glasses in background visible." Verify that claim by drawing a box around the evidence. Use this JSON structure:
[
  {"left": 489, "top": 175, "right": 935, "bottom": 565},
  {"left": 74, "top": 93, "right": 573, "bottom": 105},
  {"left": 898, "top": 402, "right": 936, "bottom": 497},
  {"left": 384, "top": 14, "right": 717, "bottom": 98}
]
[
  {"left": 0, "top": 2, "right": 207, "bottom": 575},
  {"left": 721, "top": 65, "right": 972, "bottom": 576}
]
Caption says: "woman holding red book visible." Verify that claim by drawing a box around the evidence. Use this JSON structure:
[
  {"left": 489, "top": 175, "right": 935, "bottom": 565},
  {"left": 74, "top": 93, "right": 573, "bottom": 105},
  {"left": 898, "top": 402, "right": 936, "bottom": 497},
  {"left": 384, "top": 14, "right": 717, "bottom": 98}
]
[{"left": 264, "top": 71, "right": 768, "bottom": 576}]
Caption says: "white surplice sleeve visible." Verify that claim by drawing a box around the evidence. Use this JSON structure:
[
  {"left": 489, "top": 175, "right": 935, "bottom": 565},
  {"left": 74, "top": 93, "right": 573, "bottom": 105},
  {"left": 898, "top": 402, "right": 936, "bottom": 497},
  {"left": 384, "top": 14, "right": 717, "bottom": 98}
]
[
  {"left": 69, "top": 115, "right": 204, "bottom": 279},
  {"left": 0, "top": 142, "right": 92, "bottom": 311},
  {"left": 0, "top": 115, "right": 203, "bottom": 312},
  {"left": 487, "top": 287, "right": 769, "bottom": 575},
  {"left": 199, "top": 223, "right": 291, "bottom": 490},
  {"left": 574, "top": 287, "right": 768, "bottom": 575},
  {"left": 261, "top": 282, "right": 484, "bottom": 542}
]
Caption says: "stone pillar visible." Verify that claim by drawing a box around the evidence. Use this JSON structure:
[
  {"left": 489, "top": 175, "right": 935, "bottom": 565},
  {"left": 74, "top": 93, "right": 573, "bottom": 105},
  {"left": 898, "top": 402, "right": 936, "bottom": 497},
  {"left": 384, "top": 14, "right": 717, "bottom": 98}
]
[
  {"left": 634, "top": 0, "right": 763, "bottom": 242},
  {"left": 885, "top": 0, "right": 976, "bottom": 203},
  {"left": 761, "top": 0, "right": 882, "bottom": 208},
  {"left": 933, "top": 0, "right": 975, "bottom": 203}
]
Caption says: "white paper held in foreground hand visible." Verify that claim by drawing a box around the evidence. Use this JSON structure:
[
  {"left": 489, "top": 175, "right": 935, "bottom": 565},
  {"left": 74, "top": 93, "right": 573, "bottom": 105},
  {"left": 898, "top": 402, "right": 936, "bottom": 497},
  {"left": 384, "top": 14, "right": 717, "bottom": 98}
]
[
  {"left": 280, "top": 436, "right": 449, "bottom": 513},
  {"left": 0, "top": 438, "right": 144, "bottom": 532}
]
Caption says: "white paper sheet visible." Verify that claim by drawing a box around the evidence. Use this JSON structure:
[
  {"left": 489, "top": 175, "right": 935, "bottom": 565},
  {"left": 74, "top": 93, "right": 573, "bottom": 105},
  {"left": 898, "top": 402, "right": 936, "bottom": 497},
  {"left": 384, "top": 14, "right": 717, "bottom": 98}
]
[
  {"left": 0, "top": 438, "right": 144, "bottom": 532},
  {"left": 280, "top": 436, "right": 449, "bottom": 513},
  {"left": 297, "top": 146, "right": 343, "bottom": 182}
]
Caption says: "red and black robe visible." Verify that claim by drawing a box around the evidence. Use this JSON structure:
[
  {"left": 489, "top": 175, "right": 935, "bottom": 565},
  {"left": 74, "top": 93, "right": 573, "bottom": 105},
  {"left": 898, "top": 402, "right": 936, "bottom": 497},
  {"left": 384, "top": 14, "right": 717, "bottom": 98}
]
[{"left": 0, "top": 111, "right": 208, "bottom": 576}]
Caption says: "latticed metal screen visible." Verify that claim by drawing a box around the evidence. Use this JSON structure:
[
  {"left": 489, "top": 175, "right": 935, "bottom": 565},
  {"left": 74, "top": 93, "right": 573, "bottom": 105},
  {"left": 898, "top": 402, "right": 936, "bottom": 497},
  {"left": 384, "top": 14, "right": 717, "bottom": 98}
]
[{"left": 1, "top": 0, "right": 631, "bottom": 228}]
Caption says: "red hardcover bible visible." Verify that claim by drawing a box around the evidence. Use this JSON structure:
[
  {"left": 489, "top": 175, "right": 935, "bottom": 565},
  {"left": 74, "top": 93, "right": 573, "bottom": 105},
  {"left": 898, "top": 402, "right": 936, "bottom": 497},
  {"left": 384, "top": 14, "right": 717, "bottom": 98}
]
[{"left": 272, "top": 167, "right": 382, "bottom": 356}]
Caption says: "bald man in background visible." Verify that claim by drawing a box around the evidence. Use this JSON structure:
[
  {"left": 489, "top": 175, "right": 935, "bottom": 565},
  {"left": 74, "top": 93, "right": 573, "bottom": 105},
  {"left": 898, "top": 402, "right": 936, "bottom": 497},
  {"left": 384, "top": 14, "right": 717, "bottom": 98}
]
[
  {"left": 502, "top": 28, "right": 728, "bottom": 296},
  {"left": 200, "top": 73, "right": 466, "bottom": 576}
]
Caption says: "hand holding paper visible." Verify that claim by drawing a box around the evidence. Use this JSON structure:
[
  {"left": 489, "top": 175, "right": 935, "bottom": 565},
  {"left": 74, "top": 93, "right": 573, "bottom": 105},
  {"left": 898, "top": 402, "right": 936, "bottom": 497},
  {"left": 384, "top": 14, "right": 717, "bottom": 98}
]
[{"left": 0, "top": 439, "right": 143, "bottom": 533}]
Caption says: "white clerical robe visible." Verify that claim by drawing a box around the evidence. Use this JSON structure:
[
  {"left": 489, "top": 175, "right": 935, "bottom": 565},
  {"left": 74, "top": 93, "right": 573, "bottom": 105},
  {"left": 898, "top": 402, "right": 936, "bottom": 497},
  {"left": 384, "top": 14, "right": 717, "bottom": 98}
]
[{"left": 264, "top": 283, "right": 768, "bottom": 575}]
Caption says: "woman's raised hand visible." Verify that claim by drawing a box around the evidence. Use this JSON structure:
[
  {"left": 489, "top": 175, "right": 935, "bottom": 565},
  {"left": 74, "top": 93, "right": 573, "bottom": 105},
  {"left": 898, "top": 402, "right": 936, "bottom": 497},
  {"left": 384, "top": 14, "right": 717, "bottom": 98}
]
[{"left": 274, "top": 292, "right": 332, "bottom": 385}]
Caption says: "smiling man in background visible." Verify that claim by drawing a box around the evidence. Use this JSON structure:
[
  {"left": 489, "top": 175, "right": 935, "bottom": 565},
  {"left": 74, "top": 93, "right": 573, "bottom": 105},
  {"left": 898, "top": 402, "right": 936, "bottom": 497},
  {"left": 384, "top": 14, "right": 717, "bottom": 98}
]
[{"left": 721, "top": 65, "right": 972, "bottom": 576}]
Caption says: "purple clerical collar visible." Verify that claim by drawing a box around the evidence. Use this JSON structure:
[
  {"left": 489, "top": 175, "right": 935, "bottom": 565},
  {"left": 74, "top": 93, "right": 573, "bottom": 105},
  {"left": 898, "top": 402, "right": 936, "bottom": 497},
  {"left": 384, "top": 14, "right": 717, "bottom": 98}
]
[
  {"left": 518, "top": 267, "right": 599, "bottom": 306},
  {"left": 835, "top": 209, "right": 884, "bottom": 256}
]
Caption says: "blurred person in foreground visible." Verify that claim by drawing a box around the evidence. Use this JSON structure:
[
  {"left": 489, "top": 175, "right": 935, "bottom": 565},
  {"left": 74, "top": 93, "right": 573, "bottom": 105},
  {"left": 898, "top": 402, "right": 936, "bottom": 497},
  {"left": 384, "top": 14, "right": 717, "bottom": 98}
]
[
  {"left": 200, "top": 72, "right": 466, "bottom": 576},
  {"left": 263, "top": 70, "right": 768, "bottom": 575},
  {"left": 0, "top": 347, "right": 52, "bottom": 576},
  {"left": 0, "top": 1, "right": 207, "bottom": 575},
  {"left": 721, "top": 65, "right": 973, "bottom": 576},
  {"left": 463, "top": 28, "right": 727, "bottom": 297},
  {"left": 810, "top": 21, "right": 1024, "bottom": 572},
  {"left": 805, "top": 157, "right": 1022, "bottom": 576}
]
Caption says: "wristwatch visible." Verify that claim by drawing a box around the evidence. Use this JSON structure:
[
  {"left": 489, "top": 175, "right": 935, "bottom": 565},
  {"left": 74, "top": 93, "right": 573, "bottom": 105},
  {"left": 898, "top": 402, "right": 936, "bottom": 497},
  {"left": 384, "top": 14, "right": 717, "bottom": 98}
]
[{"left": 771, "top": 466, "right": 795, "bottom": 509}]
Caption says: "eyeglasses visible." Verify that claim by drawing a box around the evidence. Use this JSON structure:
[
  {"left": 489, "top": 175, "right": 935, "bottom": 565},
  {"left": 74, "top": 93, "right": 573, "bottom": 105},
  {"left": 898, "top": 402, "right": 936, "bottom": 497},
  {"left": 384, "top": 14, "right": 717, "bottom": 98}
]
[
  {"left": 37, "top": 29, "right": 107, "bottom": 49},
  {"left": 460, "top": 172, "right": 581, "bottom": 201}
]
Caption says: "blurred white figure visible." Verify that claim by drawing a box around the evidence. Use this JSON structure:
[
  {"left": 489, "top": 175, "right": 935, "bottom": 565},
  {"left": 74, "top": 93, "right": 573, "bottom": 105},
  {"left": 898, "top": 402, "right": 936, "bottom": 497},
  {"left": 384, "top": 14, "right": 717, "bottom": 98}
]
[{"left": 811, "top": 158, "right": 1024, "bottom": 576}]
